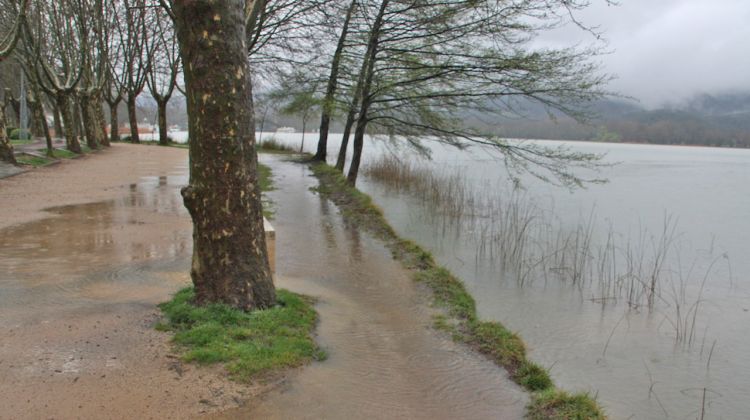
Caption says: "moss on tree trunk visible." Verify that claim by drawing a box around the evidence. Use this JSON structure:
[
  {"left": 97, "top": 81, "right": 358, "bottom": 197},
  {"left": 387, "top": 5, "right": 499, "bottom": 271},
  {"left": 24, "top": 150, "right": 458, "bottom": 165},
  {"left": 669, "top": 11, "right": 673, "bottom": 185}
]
[
  {"left": 173, "top": 0, "right": 275, "bottom": 311},
  {"left": 56, "top": 93, "right": 82, "bottom": 154}
]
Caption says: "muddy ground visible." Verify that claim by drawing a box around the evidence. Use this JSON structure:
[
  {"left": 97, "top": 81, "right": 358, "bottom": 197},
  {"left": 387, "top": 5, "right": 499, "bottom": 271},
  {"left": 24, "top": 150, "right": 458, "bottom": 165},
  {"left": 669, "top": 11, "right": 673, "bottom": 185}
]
[{"left": 0, "top": 144, "right": 258, "bottom": 419}]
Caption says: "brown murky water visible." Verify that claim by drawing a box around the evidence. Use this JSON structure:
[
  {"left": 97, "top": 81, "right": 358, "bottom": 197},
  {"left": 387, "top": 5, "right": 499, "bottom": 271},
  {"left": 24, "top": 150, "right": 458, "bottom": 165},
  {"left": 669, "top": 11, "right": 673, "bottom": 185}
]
[{"left": 216, "top": 156, "right": 527, "bottom": 419}]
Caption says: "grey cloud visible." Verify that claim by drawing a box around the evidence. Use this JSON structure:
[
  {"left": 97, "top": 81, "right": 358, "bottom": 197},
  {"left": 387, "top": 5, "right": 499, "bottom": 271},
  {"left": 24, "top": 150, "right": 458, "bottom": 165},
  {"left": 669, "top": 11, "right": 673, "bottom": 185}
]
[{"left": 534, "top": 0, "right": 750, "bottom": 107}]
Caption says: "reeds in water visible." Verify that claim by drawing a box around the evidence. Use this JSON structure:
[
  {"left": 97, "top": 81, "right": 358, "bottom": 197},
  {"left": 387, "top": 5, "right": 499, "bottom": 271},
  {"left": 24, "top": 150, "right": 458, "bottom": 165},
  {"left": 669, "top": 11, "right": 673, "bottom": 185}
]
[{"left": 364, "top": 155, "right": 731, "bottom": 344}]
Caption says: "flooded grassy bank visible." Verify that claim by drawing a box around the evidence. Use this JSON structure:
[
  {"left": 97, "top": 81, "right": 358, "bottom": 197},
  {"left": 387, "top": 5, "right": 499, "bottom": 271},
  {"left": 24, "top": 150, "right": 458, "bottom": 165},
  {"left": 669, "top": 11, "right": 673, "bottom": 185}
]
[{"left": 308, "top": 161, "right": 605, "bottom": 418}]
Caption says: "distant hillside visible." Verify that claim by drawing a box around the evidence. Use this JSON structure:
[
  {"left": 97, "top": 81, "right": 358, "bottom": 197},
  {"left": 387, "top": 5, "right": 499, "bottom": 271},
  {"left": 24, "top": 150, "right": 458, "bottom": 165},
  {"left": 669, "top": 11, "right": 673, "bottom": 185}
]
[{"left": 482, "top": 93, "right": 750, "bottom": 148}]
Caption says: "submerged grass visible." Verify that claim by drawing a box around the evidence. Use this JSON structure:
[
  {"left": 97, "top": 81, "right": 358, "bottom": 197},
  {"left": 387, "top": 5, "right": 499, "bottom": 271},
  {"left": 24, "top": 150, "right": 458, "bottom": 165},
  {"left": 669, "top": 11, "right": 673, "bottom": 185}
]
[
  {"left": 527, "top": 389, "right": 605, "bottom": 420},
  {"left": 258, "top": 161, "right": 276, "bottom": 219},
  {"left": 257, "top": 138, "right": 296, "bottom": 154},
  {"left": 157, "top": 288, "right": 324, "bottom": 382},
  {"left": 310, "top": 162, "right": 605, "bottom": 419}
]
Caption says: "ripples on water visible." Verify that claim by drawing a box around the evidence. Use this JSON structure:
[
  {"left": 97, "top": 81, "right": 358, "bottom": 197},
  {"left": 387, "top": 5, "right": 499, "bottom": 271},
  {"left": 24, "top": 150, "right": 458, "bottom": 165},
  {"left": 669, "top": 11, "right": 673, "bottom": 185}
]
[{"left": 0, "top": 172, "right": 191, "bottom": 326}]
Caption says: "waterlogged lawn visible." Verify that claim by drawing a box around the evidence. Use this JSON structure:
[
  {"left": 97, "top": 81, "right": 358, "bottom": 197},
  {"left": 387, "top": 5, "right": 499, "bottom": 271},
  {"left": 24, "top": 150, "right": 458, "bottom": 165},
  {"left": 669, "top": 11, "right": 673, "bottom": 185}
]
[{"left": 157, "top": 288, "right": 324, "bottom": 382}]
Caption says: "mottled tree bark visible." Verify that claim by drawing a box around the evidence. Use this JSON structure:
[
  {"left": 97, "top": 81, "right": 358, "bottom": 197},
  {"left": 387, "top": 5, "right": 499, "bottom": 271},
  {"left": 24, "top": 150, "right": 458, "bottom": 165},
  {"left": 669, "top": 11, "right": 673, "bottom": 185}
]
[
  {"left": 31, "top": 97, "right": 52, "bottom": 155},
  {"left": 52, "top": 100, "right": 63, "bottom": 139},
  {"left": 27, "top": 82, "right": 53, "bottom": 154},
  {"left": 8, "top": 94, "right": 20, "bottom": 127},
  {"left": 173, "top": 0, "right": 275, "bottom": 310},
  {"left": 126, "top": 94, "right": 140, "bottom": 143},
  {"left": 314, "top": 0, "right": 357, "bottom": 162},
  {"left": 56, "top": 93, "right": 82, "bottom": 154},
  {"left": 95, "top": 95, "right": 110, "bottom": 147},
  {"left": 80, "top": 94, "right": 99, "bottom": 150},
  {"left": 107, "top": 100, "right": 120, "bottom": 143},
  {"left": 0, "top": 105, "right": 16, "bottom": 164},
  {"left": 28, "top": 96, "right": 45, "bottom": 139},
  {"left": 73, "top": 97, "right": 85, "bottom": 146}
]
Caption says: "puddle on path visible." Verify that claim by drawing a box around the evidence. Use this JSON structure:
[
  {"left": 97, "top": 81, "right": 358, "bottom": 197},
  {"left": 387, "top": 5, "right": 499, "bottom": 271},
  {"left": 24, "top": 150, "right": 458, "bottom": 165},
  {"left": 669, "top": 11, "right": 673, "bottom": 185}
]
[
  {"left": 0, "top": 172, "right": 191, "bottom": 326},
  {"left": 215, "top": 156, "right": 527, "bottom": 419}
]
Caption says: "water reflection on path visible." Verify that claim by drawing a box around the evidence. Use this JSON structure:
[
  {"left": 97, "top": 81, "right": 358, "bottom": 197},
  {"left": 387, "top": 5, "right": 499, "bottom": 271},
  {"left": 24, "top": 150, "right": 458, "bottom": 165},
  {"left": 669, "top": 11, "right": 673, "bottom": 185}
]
[
  {"left": 0, "top": 171, "right": 191, "bottom": 326},
  {"left": 216, "top": 156, "right": 527, "bottom": 419}
]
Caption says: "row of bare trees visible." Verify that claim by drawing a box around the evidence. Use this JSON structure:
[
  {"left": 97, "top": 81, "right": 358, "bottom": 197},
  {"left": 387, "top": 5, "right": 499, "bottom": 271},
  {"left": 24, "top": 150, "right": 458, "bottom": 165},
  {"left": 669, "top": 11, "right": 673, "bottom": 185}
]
[
  {"left": 0, "top": 0, "right": 614, "bottom": 310},
  {"left": 0, "top": 0, "right": 183, "bottom": 164}
]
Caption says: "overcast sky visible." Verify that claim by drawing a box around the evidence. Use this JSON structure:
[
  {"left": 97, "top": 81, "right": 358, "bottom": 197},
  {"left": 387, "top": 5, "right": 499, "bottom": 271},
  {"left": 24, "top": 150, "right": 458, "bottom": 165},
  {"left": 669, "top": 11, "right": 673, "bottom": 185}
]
[{"left": 535, "top": 0, "right": 750, "bottom": 108}]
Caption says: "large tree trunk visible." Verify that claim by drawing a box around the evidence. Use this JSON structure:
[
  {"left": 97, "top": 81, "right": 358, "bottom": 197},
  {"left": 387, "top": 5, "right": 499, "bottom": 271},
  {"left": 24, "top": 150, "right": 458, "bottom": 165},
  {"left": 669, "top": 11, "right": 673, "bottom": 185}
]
[
  {"left": 346, "top": 0, "right": 388, "bottom": 186},
  {"left": 52, "top": 99, "right": 63, "bottom": 139},
  {"left": 173, "top": 0, "right": 275, "bottom": 310},
  {"left": 28, "top": 97, "right": 45, "bottom": 138},
  {"left": 73, "top": 98, "right": 84, "bottom": 144},
  {"left": 108, "top": 100, "right": 120, "bottom": 143},
  {"left": 32, "top": 98, "right": 52, "bottom": 155},
  {"left": 56, "top": 93, "right": 82, "bottom": 154},
  {"left": 8, "top": 95, "right": 20, "bottom": 127},
  {"left": 28, "top": 84, "right": 53, "bottom": 155},
  {"left": 126, "top": 94, "right": 140, "bottom": 143},
  {"left": 314, "top": 0, "right": 357, "bottom": 162},
  {"left": 95, "top": 95, "right": 110, "bottom": 147},
  {"left": 0, "top": 106, "right": 16, "bottom": 164},
  {"left": 157, "top": 99, "right": 168, "bottom": 146},
  {"left": 335, "top": 54, "right": 370, "bottom": 172},
  {"left": 335, "top": 106, "right": 356, "bottom": 172},
  {"left": 348, "top": 108, "right": 368, "bottom": 186},
  {"left": 80, "top": 94, "right": 99, "bottom": 150}
]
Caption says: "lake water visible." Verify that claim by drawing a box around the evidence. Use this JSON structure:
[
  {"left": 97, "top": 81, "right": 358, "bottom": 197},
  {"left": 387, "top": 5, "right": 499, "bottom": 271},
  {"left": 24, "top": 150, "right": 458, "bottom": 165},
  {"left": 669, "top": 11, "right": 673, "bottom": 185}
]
[{"left": 267, "top": 132, "right": 750, "bottom": 419}]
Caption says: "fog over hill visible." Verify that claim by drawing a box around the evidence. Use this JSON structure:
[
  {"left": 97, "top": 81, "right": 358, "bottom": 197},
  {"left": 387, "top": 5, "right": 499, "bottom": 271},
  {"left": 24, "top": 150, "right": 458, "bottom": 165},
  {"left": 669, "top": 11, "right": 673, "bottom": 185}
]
[{"left": 472, "top": 93, "right": 750, "bottom": 147}]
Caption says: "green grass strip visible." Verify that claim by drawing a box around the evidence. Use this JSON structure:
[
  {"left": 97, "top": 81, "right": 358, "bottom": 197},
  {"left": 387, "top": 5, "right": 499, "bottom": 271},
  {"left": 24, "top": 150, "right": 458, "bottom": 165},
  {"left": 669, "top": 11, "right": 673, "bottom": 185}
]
[
  {"left": 38, "top": 148, "right": 77, "bottom": 159},
  {"left": 309, "top": 162, "right": 605, "bottom": 419},
  {"left": 16, "top": 155, "right": 52, "bottom": 167},
  {"left": 157, "top": 288, "right": 325, "bottom": 382}
]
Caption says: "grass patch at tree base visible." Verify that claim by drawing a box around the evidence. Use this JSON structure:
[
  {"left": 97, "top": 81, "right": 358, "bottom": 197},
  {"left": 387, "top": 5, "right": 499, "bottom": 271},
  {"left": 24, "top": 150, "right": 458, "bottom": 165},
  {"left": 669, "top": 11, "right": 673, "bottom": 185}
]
[
  {"left": 308, "top": 161, "right": 605, "bottom": 419},
  {"left": 157, "top": 287, "right": 325, "bottom": 382}
]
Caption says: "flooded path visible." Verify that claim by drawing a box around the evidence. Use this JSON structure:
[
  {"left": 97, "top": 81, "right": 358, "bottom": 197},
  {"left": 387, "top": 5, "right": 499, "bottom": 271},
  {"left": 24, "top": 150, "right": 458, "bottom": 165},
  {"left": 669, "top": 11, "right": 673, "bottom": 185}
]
[
  {"left": 0, "top": 145, "right": 253, "bottom": 419},
  {"left": 217, "top": 156, "right": 527, "bottom": 419},
  {"left": 1, "top": 146, "right": 527, "bottom": 419}
]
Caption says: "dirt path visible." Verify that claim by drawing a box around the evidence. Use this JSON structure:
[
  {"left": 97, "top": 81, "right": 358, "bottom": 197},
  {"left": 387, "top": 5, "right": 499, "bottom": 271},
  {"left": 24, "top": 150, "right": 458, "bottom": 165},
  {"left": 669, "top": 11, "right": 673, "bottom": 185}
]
[
  {"left": 0, "top": 144, "right": 185, "bottom": 230},
  {"left": 0, "top": 144, "right": 256, "bottom": 419}
]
